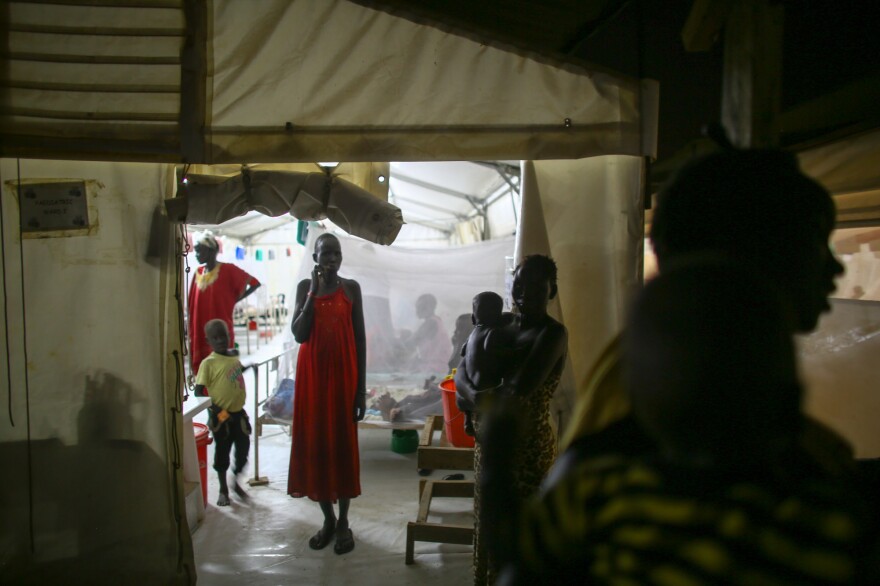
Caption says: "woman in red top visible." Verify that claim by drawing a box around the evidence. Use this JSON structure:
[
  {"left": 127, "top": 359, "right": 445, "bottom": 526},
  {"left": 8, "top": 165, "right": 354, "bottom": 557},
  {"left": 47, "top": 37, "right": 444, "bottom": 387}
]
[
  {"left": 187, "top": 234, "right": 261, "bottom": 374},
  {"left": 289, "top": 233, "right": 367, "bottom": 555}
]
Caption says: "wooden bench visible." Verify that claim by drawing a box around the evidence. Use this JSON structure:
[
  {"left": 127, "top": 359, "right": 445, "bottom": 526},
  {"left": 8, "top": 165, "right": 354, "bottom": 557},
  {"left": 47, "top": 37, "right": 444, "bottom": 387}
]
[{"left": 405, "top": 415, "right": 475, "bottom": 564}]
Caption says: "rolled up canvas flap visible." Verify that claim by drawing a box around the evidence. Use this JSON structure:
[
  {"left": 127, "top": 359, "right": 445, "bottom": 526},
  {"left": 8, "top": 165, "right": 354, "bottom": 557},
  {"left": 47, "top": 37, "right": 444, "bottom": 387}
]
[{"left": 176, "top": 169, "right": 403, "bottom": 245}]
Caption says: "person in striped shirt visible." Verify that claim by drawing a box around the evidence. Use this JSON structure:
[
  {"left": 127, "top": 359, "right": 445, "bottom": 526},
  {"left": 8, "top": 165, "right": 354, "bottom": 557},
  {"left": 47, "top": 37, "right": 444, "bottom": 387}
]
[{"left": 483, "top": 262, "right": 879, "bottom": 585}]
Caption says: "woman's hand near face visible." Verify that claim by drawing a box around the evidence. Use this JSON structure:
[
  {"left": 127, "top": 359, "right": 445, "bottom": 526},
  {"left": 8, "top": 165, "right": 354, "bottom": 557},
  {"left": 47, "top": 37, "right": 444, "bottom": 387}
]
[{"left": 310, "top": 265, "right": 321, "bottom": 294}]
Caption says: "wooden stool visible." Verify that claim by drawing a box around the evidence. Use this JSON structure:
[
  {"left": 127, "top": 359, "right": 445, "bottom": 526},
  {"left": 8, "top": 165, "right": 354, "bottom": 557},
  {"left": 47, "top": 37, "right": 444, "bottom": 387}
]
[{"left": 405, "top": 415, "right": 475, "bottom": 564}]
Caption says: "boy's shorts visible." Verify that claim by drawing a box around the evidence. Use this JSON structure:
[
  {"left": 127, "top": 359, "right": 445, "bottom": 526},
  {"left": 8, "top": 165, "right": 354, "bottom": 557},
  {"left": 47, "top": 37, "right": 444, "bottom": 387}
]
[{"left": 208, "top": 405, "right": 251, "bottom": 440}]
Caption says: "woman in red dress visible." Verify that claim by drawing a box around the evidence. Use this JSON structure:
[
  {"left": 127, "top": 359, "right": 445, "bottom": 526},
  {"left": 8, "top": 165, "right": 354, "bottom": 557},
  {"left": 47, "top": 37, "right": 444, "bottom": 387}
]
[
  {"left": 289, "top": 233, "right": 367, "bottom": 555},
  {"left": 187, "top": 234, "right": 261, "bottom": 375}
]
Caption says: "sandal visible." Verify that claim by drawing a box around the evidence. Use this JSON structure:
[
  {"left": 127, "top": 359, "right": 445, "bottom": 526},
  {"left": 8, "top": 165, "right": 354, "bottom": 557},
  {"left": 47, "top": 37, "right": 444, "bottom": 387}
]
[
  {"left": 334, "top": 527, "right": 355, "bottom": 555},
  {"left": 308, "top": 525, "right": 336, "bottom": 550}
]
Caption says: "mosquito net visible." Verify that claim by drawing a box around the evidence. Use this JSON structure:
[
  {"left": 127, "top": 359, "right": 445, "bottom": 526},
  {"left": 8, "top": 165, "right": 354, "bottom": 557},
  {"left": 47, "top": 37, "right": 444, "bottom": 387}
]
[{"left": 277, "top": 228, "right": 516, "bottom": 425}]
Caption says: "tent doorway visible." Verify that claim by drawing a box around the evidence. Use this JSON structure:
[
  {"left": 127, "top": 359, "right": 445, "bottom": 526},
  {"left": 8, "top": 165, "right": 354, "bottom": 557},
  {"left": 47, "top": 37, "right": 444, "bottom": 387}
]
[{"left": 181, "top": 160, "right": 522, "bottom": 583}]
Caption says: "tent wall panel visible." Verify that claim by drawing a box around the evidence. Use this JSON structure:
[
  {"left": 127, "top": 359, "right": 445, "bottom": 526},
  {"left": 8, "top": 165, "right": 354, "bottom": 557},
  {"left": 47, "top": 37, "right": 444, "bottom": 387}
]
[
  {"left": 0, "top": 159, "right": 193, "bottom": 585},
  {"left": 515, "top": 156, "right": 644, "bottom": 428},
  {"left": 206, "top": 0, "right": 656, "bottom": 163},
  {"left": 1, "top": 1, "right": 188, "bottom": 161},
  {"left": 2, "top": 0, "right": 657, "bottom": 165},
  {"left": 800, "top": 129, "right": 880, "bottom": 197}
]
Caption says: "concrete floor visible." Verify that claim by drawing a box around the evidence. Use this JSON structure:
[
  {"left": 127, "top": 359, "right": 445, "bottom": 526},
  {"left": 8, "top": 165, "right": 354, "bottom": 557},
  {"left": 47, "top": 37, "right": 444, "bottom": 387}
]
[{"left": 190, "top": 421, "right": 474, "bottom": 585}]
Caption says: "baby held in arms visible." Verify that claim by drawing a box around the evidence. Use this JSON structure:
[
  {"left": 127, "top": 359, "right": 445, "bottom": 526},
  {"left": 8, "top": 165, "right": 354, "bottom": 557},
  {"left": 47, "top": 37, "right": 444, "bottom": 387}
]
[{"left": 460, "top": 291, "right": 512, "bottom": 436}]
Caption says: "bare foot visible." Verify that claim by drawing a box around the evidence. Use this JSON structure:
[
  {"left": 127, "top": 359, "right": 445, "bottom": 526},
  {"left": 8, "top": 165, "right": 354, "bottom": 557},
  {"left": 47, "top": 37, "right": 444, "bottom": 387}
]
[
  {"left": 375, "top": 392, "right": 398, "bottom": 421},
  {"left": 217, "top": 492, "right": 230, "bottom": 507},
  {"left": 232, "top": 480, "right": 249, "bottom": 501},
  {"left": 389, "top": 407, "right": 403, "bottom": 421}
]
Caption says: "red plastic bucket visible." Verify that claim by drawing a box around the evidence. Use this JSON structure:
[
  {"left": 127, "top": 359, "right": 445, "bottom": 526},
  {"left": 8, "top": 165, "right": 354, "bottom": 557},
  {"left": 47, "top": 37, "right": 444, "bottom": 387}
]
[
  {"left": 439, "top": 378, "right": 475, "bottom": 448},
  {"left": 193, "top": 422, "right": 213, "bottom": 503}
]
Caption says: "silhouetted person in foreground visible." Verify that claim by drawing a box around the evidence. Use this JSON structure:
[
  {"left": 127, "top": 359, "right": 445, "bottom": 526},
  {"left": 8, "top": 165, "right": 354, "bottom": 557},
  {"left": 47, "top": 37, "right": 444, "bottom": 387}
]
[
  {"left": 483, "top": 262, "right": 879, "bottom": 584},
  {"left": 559, "top": 147, "right": 851, "bottom": 478}
]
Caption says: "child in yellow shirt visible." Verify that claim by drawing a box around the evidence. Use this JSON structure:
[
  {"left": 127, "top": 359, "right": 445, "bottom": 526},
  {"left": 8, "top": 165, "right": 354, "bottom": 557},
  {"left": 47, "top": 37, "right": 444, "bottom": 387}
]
[{"left": 194, "top": 319, "right": 251, "bottom": 506}]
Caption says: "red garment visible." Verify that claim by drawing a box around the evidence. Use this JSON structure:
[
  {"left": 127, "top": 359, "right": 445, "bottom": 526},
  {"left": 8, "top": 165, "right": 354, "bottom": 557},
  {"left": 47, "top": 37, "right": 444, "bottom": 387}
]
[
  {"left": 188, "top": 262, "right": 259, "bottom": 374},
  {"left": 288, "top": 287, "right": 361, "bottom": 502}
]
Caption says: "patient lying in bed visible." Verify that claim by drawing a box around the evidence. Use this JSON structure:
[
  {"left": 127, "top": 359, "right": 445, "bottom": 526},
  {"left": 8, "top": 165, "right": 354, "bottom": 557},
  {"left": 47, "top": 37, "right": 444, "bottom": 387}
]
[
  {"left": 372, "top": 376, "right": 444, "bottom": 422},
  {"left": 366, "top": 308, "right": 477, "bottom": 424}
]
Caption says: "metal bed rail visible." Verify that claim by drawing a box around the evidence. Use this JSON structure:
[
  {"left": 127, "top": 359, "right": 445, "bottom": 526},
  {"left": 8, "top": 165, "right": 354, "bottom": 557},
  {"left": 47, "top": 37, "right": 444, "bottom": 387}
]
[{"left": 245, "top": 345, "right": 297, "bottom": 486}]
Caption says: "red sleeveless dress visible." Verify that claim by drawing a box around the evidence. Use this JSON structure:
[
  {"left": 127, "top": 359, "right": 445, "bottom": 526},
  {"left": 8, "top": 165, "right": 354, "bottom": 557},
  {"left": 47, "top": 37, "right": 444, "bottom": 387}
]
[{"left": 288, "top": 286, "right": 361, "bottom": 502}]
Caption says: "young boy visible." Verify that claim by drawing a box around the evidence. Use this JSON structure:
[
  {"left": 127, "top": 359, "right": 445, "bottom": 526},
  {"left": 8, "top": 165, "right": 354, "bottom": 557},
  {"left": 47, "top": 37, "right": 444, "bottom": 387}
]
[
  {"left": 459, "top": 291, "right": 511, "bottom": 436},
  {"left": 193, "top": 319, "right": 251, "bottom": 506}
]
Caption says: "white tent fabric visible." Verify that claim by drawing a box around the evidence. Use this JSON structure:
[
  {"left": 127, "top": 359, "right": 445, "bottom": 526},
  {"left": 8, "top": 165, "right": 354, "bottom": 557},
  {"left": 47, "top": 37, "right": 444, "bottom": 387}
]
[
  {"left": 207, "top": 0, "right": 658, "bottom": 163},
  {"left": 0, "top": 159, "right": 192, "bottom": 584},
  {"left": 3, "top": 2, "right": 185, "bottom": 160},
  {"left": 514, "top": 161, "right": 577, "bottom": 429},
  {"left": 179, "top": 169, "right": 403, "bottom": 245},
  {"left": 182, "top": 161, "right": 521, "bottom": 248},
  {"left": 183, "top": 161, "right": 393, "bottom": 241},
  {"left": 799, "top": 128, "right": 880, "bottom": 227},
  {"left": 1, "top": 1, "right": 658, "bottom": 165},
  {"left": 515, "top": 157, "right": 645, "bottom": 433},
  {"left": 799, "top": 129, "right": 880, "bottom": 197},
  {"left": 514, "top": 162, "right": 553, "bottom": 266}
]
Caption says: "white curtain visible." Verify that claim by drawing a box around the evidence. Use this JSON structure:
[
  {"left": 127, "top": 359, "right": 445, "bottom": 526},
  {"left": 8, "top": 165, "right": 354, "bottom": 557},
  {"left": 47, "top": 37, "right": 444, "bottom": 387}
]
[{"left": 515, "top": 157, "right": 645, "bottom": 433}]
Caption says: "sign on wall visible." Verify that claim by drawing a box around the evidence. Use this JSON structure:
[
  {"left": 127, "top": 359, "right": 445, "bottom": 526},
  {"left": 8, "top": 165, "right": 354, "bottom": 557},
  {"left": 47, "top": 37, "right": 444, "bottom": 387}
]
[
  {"left": 11, "top": 180, "right": 96, "bottom": 238},
  {"left": 19, "top": 181, "right": 89, "bottom": 232}
]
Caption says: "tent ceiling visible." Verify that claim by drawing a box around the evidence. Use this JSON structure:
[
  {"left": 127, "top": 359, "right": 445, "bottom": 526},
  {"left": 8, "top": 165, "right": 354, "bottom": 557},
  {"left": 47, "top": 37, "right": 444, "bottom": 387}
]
[
  {"left": 2, "top": 1, "right": 877, "bottom": 186},
  {"left": 350, "top": 0, "right": 625, "bottom": 63},
  {"left": 1, "top": 0, "right": 653, "bottom": 164},
  {"left": 191, "top": 160, "right": 520, "bottom": 242},
  {"left": 389, "top": 161, "right": 517, "bottom": 230},
  {"left": 355, "top": 0, "right": 880, "bottom": 163}
]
